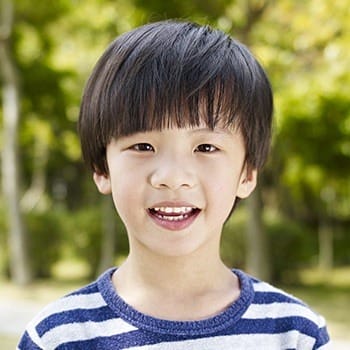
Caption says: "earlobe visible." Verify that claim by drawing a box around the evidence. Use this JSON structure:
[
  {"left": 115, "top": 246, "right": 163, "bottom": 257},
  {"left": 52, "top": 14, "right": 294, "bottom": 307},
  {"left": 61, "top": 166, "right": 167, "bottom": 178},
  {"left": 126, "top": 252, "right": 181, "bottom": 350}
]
[
  {"left": 236, "top": 169, "right": 257, "bottom": 199},
  {"left": 93, "top": 172, "right": 112, "bottom": 195}
]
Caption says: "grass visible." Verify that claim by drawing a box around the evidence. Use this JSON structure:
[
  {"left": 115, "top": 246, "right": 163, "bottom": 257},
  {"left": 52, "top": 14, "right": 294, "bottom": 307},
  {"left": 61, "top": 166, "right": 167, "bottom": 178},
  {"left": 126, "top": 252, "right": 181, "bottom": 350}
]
[
  {"left": 286, "top": 286, "right": 350, "bottom": 340},
  {"left": 1, "top": 266, "right": 350, "bottom": 348},
  {"left": 0, "top": 274, "right": 83, "bottom": 349},
  {"left": 0, "top": 334, "right": 18, "bottom": 349}
]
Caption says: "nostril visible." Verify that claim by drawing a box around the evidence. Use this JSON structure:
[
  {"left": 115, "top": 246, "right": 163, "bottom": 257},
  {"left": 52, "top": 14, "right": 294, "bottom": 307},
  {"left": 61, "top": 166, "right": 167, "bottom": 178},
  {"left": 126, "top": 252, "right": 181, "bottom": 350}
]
[
  {"left": 149, "top": 173, "right": 195, "bottom": 190},
  {"left": 149, "top": 159, "right": 196, "bottom": 190}
]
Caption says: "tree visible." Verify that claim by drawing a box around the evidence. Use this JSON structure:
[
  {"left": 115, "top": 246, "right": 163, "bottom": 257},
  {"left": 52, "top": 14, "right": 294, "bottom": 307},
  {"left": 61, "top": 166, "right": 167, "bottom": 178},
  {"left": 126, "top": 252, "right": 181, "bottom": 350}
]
[
  {"left": 2, "top": 0, "right": 349, "bottom": 283},
  {"left": 258, "top": 0, "right": 350, "bottom": 270},
  {"left": 0, "top": 0, "right": 32, "bottom": 284},
  {"left": 225, "top": 0, "right": 273, "bottom": 280}
]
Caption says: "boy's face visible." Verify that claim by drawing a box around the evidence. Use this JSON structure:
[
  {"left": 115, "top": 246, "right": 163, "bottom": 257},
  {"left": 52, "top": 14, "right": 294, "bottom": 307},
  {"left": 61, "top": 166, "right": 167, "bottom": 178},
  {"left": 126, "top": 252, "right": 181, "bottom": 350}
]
[{"left": 94, "top": 125, "right": 256, "bottom": 258}]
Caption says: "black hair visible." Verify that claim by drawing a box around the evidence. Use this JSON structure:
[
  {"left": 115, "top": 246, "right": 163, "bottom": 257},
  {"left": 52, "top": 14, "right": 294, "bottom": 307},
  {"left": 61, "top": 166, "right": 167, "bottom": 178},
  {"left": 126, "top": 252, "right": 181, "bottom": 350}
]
[{"left": 78, "top": 20, "right": 273, "bottom": 175}]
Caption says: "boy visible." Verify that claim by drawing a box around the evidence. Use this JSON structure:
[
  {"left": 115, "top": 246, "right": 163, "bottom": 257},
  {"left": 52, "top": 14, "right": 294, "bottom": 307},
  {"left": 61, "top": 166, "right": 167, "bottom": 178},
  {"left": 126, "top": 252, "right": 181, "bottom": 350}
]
[{"left": 18, "top": 20, "right": 330, "bottom": 349}]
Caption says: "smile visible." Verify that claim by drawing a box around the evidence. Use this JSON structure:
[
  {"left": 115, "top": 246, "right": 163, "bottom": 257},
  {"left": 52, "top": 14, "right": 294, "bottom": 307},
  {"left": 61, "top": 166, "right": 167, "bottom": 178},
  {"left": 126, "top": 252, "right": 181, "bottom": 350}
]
[{"left": 147, "top": 206, "right": 201, "bottom": 230}]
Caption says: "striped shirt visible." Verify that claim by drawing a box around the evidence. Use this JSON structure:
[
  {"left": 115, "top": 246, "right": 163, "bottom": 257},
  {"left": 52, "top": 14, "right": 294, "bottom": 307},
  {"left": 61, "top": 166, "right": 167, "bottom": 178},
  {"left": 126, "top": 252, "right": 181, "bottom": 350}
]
[{"left": 17, "top": 268, "right": 330, "bottom": 349}]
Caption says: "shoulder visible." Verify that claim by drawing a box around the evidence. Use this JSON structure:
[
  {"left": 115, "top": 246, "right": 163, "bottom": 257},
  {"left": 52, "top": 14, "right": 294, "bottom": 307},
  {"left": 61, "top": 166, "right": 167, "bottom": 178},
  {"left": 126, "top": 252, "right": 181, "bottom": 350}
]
[
  {"left": 235, "top": 270, "right": 330, "bottom": 348},
  {"left": 242, "top": 271, "right": 326, "bottom": 325},
  {"left": 17, "top": 269, "right": 113, "bottom": 349},
  {"left": 35, "top": 275, "right": 107, "bottom": 322},
  {"left": 235, "top": 269, "right": 308, "bottom": 306}
]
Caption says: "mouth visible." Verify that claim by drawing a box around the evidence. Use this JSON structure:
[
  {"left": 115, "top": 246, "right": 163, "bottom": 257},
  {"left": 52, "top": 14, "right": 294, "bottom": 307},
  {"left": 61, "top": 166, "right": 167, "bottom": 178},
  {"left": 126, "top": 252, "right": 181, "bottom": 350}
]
[
  {"left": 149, "top": 206, "right": 200, "bottom": 221},
  {"left": 147, "top": 206, "right": 201, "bottom": 230}
]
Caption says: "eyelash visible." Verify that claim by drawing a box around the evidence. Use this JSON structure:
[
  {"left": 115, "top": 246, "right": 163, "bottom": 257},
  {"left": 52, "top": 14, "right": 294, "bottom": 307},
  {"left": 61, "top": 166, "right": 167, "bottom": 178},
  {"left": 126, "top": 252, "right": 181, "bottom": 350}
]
[
  {"left": 195, "top": 144, "right": 218, "bottom": 153},
  {"left": 129, "top": 143, "right": 219, "bottom": 153},
  {"left": 130, "top": 143, "right": 154, "bottom": 152}
]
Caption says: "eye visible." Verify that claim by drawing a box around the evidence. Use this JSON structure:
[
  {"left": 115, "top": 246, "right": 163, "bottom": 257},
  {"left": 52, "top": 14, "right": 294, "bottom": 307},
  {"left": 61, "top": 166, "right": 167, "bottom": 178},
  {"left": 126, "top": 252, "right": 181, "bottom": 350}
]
[
  {"left": 130, "top": 143, "right": 154, "bottom": 152},
  {"left": 195, "top": 144, "right": 218, "bottom": 153}
]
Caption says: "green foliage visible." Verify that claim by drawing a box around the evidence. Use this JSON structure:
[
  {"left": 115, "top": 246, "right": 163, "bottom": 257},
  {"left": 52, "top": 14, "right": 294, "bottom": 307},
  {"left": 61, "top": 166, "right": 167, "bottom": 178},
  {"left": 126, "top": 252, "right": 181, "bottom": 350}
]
[
  {"left": 222, "top": 207, "right": 318, "bottom": 283},
  {"left": 132, "top": 0, "right": 232, "bottom": 23},
  {"left": 267, "top": 217, "right": 317, "bottom": 283},
  {"left": 58, "top": 204, "right": 127, "bottom": 279},
  {"left": 0, "top": 205, "right": 62, "bottom": 279},
  {"left": 274, "top": 92, "right": 350, "bottom": 220},
  {"left": 334, "top": 227, "right": 350, "bottom": 265},
  {"left": 26, "top": 211, "right": 62, "bottom": 278},
  {"left": 60, "top": 207, "right": 104, "bottom": 278},
  {"left": 0, "top": 205, "right": 128, "bottom": 280},
  {"left": 1, "top": 0, "right": 350, "bottom": 282},
  {"left": 221, "top": 206, "right": 247, "bottom": 269}
]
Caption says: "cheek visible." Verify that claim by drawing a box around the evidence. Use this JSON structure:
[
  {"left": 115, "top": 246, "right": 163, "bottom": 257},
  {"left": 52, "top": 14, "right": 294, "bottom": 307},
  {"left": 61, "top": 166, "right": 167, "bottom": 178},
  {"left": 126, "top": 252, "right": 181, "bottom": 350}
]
[
  {"left": 112, "top": 180, "right": 137, "bottom": 208},
  {"left": 207, "top": 165, "right": 241, "bottom": 193},
  {"left": 206, "top": 168, "right": 242, "bottom": 211},
  {"left": 211, "top": 166, "right": 240, "bottom": 204},
  {"left": 110, "top": 174, "right": 149, "bottom": 230},
  {"left": 108, "top": 168, "right": 137, "bottom": 210}
]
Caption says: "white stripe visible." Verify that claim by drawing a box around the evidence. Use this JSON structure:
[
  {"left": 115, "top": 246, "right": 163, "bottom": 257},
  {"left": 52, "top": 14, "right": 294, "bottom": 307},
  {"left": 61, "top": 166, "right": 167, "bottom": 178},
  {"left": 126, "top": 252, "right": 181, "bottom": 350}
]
[
  {"left": 26, "top": 324, "right": 44, "bottom": 349},
  {"left": 253, "top": 281, "right": 297, "bottom": 298},
  {"left": 251, "top": 282, "right": 327, "bottom": 328},
  {"left": 126, "top": 331, "right": 315, "bottom": 349},
  {"left": 318, "top": 342, "right": 332, "bottom": 349},
  {"left": 41, "top": 318, "right": 137, "bottom": 349},
  {"left": 242, "top": 302, "right": 326, "bottom": 326},
  {"left": 28, "top": 293, "right": 107, "bottom": 328},
  {"left": 253, "top": 281, "right": 307, "bottom": 305}
]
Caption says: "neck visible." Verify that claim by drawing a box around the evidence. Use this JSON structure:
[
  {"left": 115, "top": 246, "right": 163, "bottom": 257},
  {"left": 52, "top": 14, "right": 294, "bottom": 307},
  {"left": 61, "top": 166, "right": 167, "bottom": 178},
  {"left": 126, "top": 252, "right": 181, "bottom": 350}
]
[
  {"left": 111, "top": 234, "right": 241, "bottom": 320},
  {"left": 124, "top": 243, "right": 229, "bottom": 292},
  {"left": 112, "top": 249, "right": 239, "bottom": 320}
]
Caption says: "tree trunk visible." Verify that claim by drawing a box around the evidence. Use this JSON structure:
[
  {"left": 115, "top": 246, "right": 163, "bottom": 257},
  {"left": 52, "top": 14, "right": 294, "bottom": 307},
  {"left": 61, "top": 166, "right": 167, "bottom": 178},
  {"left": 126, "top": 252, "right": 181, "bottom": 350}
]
[
  {"left": 230, "top": 1, "right": 271, "bottom": 282},
  {"left": 0, "top": 0, "right": 32, "bottom": 284},
  {"left": 246, "top": 188, "right": 271, "bottom": 281},
  {"left": 21, "top": 136, "right": 49, "bottom": 212},
  {"left": 318, "top": 188, "right": 335, "bottom": 271},
  {"left": 318, "top": 218, "right": 333, "bottom": 271}
]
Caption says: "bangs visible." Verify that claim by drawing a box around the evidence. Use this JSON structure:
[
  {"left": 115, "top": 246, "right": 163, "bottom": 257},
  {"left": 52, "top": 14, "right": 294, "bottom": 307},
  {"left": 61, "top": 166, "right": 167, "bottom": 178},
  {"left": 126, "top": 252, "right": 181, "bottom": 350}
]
[
  {"left": 79, "top": 20, "right": 273, "bottom": 174},
  {"left": 108, "top": 64, "right": 243, "bottom": 136}
]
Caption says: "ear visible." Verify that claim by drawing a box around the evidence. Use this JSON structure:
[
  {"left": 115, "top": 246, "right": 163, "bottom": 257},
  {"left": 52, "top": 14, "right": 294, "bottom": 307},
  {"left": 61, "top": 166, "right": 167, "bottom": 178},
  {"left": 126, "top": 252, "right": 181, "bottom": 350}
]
[
  {"left": 236, "top": 168, "right": 257, "bottom": 199},
  {"left": 93, "top": 172, "right": 112, "bottom": 195}
]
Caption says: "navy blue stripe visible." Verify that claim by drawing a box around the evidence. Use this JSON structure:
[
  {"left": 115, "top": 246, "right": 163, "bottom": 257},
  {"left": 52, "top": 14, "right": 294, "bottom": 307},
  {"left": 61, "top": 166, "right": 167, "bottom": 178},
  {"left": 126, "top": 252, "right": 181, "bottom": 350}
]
[
  {"left": 36, "top": 306, "right": 115, "bottom": 336},
  {"left": 226, "top": 317, "right": 321, "bottom": 336},
  {"left": 56, "top": 331, "right": 185, "bottom": 350},
  {"left": 313, "top": 326, "right": 330, "bottom": 349},
  {"left": 17, "top": 331, "right": 42, "bottom": 350},
  {"left": 68, "top": 282, "right": 99, "bottom": 296},
  {"left": 253, "top": 291, "right": 305, "bottom": 305},
  {"left": 56, "top": 316, "right": 325, "bottom": 350}
]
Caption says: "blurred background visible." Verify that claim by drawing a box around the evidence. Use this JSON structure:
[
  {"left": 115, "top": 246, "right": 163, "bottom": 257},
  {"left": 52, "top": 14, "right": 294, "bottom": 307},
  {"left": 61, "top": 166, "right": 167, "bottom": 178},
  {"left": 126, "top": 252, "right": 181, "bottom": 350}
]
[{"left": 0, "top": 0, "right": 349, "bottom": 348}]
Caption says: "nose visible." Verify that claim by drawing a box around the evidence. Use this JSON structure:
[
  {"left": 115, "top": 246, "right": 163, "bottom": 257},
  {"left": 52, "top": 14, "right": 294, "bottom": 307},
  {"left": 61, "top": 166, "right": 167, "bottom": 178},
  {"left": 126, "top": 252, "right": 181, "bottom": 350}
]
[{"left": 149, "top": 155, "right": 196, "bottom": 190}]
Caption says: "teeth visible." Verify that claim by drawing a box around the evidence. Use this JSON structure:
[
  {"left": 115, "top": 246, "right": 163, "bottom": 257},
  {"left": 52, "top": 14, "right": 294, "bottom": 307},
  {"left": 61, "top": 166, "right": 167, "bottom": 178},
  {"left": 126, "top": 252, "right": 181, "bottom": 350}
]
[
  {"left": 158, "top": 214, "right": 186, "bottom": 221},
  {"left": 153, "top": 207, "right": 194, "bottom": 214},
  {"left": 150, "top": 206, "right": 199, "bottom": 222}
]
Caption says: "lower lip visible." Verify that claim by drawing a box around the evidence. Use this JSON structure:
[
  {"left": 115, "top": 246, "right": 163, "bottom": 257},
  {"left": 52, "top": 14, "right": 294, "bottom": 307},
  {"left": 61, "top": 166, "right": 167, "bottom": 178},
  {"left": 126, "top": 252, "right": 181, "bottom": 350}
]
[{"left": 147, "top": 210, "right": 200, "bottom": 231}]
